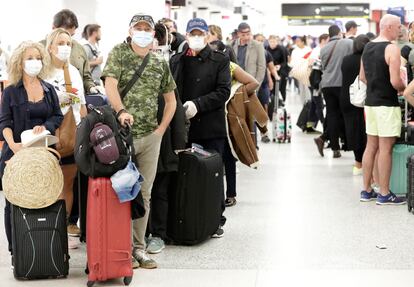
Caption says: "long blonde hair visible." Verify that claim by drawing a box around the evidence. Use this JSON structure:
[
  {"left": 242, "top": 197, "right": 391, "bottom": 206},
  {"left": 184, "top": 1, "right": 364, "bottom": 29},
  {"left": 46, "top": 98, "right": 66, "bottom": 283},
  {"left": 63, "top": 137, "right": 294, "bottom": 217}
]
[{"left": 7, "top": 41, "right": 52, "bottom": 86}]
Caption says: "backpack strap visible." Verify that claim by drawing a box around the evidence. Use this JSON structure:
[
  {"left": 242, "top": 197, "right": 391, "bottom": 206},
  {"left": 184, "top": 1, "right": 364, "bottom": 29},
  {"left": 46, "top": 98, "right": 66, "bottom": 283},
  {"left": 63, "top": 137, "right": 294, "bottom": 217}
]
[{"left": 120, "top": 53, "right": 150, "bottom": 100}]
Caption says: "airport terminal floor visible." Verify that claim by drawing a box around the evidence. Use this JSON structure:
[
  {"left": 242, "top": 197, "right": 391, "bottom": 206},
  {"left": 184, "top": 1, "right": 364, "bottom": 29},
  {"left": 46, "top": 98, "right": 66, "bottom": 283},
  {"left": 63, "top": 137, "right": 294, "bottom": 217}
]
[{"left": 1, "top": 94, "right": 414, "bottom": 287}]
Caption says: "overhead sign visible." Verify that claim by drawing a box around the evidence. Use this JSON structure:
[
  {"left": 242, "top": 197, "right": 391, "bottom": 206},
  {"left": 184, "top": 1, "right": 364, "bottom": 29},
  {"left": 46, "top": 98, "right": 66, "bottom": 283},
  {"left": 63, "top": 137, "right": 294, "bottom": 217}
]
[{"left": 282, "top": 3, "right": 370, "bottom": 19}]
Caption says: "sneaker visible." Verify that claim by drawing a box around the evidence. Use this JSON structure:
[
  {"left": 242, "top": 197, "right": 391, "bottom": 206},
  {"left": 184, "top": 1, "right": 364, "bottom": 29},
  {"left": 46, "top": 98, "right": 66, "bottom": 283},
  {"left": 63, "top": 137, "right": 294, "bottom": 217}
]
[
  {"left": 225, "top": 197, "right": 237, "bottom": 207},
  {"left": 67, "top": 224, "right": 81, "bottom": 237},
  {"left": 146, "top": 237, "right": 165, "bottom": 254},
  {"left": 68, "top": 236, "right": 79, "bottom": 249},
  {"left": 333, "top": 150, "right": 341, "bottom": 158},
  {"left": 314, "top": 137, "right": 324, "bottom": 157},
  {"left": 211, "top": 226, "right": 224, "bottom": 238},
  {"left": 261, "top": 135, "right": 270, "bottom": 143},
  {"left": 376, "top": 192, "right": 407, "bottom": 205},
  {"left": 132, "top": 249, "right": 157, "bottom": 269},
  {"left": 353, "top": 166, "right": 363, "bottom": 176},
  {"left": 360, "top": 190, "right": 378, "bottom": 202},
  {"left": 132, "top": 257, "right": 140, "bottom": 269}
]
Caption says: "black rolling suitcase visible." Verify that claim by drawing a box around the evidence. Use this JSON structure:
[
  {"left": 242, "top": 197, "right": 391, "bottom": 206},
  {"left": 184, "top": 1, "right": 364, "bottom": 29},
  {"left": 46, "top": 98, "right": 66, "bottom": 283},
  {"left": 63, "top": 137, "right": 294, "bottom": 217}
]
[
  {"left": 167, "top": 149, "right": 223, "bottom": 245},
  {"left": 11, "top": 200, "right": 69, "bottom": 279}
]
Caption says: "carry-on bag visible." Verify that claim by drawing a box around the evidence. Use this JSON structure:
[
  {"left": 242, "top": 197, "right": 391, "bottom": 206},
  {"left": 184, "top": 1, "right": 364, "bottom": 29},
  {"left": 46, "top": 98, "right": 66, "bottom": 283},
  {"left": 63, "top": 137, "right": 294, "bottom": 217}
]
[
  {"left": 391, "top": 98, "right": 414, "bottom": 195},
  {"left": 11, "top": 200, "right": 69, "bottom": 280},
  {"left": 272, "top": 82, "right": 291, "bottom": 143},
  {"left": 86, "top": 177, "right": 133, "bottom": 286},
  {"left": 167, "top": 149, "right": 223, "bottom": 245},
  {"left": 407, "top": 155, "right": 414, "bottom": 213}
]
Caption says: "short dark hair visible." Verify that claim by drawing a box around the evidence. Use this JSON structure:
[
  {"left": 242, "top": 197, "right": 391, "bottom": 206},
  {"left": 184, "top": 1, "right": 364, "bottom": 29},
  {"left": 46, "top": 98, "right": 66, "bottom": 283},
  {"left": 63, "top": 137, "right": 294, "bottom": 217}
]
[
  {"left": 82, "top": 24, "right": 101, "bottom": 39},
  {"left": 345, "top": 21, "right": 357, "bottom": 32},
  {"left": 366, "top": 32, "right": 376, "bottom": 40},
  {"left": 155, "top": 22, "right": 168, "bottom": 45},
  {"left": 53, "top": 9, "right": 79, "bottom": 29},
  {"left": 328, "top": 25, "right": 341, "bottom": 38},
  {"left": 353, "top": 34, "right": 370, "bottom": 54},
  {"left": 319, "top": 33, "right": 329, "bottom": 43},
  {"left": 238, "top": 22, "right": 251, "bottom": 32}
]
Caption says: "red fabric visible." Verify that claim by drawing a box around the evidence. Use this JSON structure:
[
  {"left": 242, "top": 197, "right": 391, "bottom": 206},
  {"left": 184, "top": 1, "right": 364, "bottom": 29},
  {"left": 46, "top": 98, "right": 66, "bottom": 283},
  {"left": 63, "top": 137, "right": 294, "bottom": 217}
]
[{"left": 303, "top": 51, "right": 312, "bottom": 59}]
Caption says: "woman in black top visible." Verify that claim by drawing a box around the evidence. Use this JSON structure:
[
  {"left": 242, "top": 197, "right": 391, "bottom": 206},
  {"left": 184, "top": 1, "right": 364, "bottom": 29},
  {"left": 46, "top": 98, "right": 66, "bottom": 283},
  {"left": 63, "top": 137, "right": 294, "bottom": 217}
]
[
  {"left": 340, "top": 35, "right": 370, "bottom": 175},
  {"left": 0, "top": 41, "right": 63, "bottom": 252}
]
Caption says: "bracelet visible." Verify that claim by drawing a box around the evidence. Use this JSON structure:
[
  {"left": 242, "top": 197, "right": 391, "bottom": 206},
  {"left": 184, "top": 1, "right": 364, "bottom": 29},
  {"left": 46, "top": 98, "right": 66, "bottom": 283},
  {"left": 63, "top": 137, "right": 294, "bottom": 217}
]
[{"left": 116, "top": 108, "right": 127, "bottom": 118}]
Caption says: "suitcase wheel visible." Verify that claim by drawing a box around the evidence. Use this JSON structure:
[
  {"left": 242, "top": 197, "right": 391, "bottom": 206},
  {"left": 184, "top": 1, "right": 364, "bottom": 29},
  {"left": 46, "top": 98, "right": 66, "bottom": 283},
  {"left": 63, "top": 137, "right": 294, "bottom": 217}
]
[
  {"left": 124, "top": 276, "right": 133, "bottom": 286},
  {"left": 272, "top": 138, "right": 276, "bottom": 142},
  {"left": 87, "top": 281, "right": 95, "bottom": 287}
]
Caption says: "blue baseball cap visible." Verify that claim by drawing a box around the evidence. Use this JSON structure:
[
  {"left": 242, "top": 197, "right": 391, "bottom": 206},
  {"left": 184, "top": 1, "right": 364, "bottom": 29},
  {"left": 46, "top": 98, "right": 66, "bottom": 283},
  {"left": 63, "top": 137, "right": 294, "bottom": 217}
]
[{"left": 186, "top": 18, "right": 208, "bottom": 33}]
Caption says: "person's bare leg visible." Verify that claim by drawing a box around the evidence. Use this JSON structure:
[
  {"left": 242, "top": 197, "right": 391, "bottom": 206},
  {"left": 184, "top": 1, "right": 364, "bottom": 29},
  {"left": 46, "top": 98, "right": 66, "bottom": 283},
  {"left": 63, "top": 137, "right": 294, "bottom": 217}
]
[
  {"left": 61, "top": 164, "right": 77, "bottom": 217},
  {"left": 377, "top": 137, "right": 396, "bottom": 196},
  {"left": 371, "top": 151, "right": 380, "bottom": 186},
  {"left": 362, "top": 135, "right": 379, "bottom": 191}
]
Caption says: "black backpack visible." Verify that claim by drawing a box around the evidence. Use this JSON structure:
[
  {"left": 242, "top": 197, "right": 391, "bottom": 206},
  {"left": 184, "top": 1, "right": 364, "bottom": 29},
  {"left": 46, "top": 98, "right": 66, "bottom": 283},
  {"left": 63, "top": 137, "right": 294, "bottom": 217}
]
[{"left": 74, "top": 105, "right": 133, "bottom": 178}]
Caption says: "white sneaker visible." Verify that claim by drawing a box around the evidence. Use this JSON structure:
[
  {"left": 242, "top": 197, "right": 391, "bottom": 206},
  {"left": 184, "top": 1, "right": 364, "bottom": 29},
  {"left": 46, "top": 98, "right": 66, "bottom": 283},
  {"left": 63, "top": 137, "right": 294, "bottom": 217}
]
[{"left": 353, "top": 166, "right": 362, "bottom": 176}]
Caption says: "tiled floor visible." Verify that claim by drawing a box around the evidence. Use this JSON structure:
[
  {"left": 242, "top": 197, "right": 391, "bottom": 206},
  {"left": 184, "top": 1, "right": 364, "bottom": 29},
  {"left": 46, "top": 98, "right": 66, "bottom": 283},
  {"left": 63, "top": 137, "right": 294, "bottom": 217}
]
[{"left": 1, "top": 96, "right": 414, "bottom": 286}]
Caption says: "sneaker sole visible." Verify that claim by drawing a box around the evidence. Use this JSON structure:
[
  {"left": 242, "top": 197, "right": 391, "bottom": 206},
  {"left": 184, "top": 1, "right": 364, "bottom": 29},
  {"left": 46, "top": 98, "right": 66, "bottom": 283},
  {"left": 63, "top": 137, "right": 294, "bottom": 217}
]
[
  {"left": 360, "top": 198, "right": 376, "bottom": 202},
  {"left": 68, "top": 233, "right": 81, "bottom": 237},
  {"left": 139, "top": 263, "right": 158, "bottom": 269},
  {"left": 376, "top": 201, "right": 407, "bottom": 206},
  {"left": 147, "top": 245, "right": 165, "bottom": 254}
]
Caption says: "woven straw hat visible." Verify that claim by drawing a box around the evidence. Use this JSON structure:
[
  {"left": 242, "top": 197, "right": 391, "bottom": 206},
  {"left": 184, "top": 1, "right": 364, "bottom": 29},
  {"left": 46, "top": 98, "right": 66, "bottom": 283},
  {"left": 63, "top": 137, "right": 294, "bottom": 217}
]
[{"left": 3, "top": 147, "right": 63, "bottom": 209}]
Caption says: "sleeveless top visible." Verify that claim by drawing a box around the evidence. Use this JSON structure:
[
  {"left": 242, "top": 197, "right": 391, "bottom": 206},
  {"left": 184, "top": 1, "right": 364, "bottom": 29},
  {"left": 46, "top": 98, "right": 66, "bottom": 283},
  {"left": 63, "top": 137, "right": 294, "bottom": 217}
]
[{"left": 362, "top": 42, "right": 399, "bottom": 107}]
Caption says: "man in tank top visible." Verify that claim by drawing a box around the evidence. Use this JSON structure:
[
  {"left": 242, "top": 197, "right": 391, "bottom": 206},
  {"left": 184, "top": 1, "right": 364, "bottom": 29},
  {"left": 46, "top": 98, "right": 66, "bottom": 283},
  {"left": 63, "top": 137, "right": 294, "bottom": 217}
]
[{"left": 359, "top": 14, "right": 407, "bottom": 205}]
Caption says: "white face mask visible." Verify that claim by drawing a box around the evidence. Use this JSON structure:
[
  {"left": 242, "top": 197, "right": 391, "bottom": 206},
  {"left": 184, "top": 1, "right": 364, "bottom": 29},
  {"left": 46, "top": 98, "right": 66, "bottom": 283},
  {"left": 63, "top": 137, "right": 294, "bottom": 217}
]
[
  {"left": 23, "top": 59, "right": 42, "bottom": 77},
  {"left": 188, "top": 36, "right": 206, "bottom": 51},
  {"left": 132, "top": 31, "right": 154, "bottom": 48},
  {"left": 56, "top": 45, "right": 71, "bottom": 61}
]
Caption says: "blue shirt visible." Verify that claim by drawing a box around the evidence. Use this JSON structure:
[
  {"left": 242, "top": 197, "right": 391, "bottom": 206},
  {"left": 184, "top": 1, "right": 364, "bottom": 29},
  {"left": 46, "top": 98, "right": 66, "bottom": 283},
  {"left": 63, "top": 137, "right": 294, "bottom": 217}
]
[
  {"left": 0, "top": 80, "right": 63, "bottom": 175},
  {"left": 237, "top": 45, "right": 248, "bottom": 70}
]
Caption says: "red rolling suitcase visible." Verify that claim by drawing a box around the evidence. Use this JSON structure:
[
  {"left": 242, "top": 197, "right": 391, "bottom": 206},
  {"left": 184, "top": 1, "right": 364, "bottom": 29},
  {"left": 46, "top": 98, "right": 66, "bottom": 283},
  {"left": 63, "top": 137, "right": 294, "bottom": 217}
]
[{"left": 86, "top": 177, "right": 133, "bottom": 287}]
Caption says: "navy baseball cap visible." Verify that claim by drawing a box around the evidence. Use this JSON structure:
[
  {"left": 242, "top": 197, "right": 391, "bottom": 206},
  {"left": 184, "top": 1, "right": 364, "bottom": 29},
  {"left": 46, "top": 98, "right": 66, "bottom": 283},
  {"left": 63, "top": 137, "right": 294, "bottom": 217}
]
[{"left": 186, "top": 18, "right": 208, "bottom": 33}]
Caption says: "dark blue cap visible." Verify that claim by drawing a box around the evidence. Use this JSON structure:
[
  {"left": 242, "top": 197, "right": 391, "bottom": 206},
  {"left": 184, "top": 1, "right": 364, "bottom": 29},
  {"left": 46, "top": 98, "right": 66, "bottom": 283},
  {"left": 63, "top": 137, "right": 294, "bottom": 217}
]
[{"left": 186, "top": 18, "right": 208, "bottom": 33}]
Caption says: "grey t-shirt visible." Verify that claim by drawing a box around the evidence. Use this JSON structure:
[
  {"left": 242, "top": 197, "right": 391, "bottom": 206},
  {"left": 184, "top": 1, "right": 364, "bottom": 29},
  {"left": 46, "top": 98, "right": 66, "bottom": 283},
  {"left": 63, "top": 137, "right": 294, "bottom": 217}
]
[
  {"left": 320, "top": 36, "right": 353, "bottom": 89},
  {"left": 83, "top": 43, "right": 102, "bottom": 85}
]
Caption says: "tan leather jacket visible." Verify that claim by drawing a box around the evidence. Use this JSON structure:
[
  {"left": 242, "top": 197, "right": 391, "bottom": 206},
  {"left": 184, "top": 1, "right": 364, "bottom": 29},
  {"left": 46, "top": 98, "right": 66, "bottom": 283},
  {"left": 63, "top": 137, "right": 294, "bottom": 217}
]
[{"left": 226, "top": 82, "right": 268, "bottom": 168}]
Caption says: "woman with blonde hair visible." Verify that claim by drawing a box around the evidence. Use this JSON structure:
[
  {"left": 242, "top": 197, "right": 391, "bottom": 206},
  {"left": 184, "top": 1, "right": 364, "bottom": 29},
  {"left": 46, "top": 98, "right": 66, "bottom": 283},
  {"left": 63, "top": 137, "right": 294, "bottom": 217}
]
[
  {"left": 208, "top": 24, "right": 237, "bottom": 63},
  {"left": 0, "top": 41, "right": 63, "bottom": 253},
  {"left": 45, "top": 28, "right": 87, "bottom": 248}
]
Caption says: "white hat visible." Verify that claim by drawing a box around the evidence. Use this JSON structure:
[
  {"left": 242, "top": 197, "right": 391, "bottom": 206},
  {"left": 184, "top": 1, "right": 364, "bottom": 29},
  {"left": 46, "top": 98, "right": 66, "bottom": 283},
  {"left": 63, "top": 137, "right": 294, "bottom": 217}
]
[{"left": 21, "top": 129, "right": 58, "bottom": 148}]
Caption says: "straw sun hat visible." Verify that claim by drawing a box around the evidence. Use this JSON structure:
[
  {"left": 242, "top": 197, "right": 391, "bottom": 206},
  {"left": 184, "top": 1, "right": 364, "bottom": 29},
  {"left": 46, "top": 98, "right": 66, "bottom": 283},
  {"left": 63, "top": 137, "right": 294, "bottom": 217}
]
[{"left": 3, "top": 147, "right": 63, "bottom": 209}]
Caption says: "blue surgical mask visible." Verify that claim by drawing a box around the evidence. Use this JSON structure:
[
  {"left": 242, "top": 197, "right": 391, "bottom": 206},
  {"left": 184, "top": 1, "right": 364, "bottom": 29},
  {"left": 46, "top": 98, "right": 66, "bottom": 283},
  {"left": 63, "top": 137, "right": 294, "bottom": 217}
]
[{"left": 132, "top": 31, "right": 154, "bottom": 48}]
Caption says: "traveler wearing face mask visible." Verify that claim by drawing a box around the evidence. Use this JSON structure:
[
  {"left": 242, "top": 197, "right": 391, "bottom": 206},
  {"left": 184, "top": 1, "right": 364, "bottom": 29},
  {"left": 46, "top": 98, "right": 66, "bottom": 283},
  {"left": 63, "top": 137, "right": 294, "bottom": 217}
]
[
  {"left": 45, "top": 28, "right": 87, "bottom": 249},
  {"left": 40, "top": 9, "right": 104, "bottom": 95},
  {"left": 145, "top": 22, "right": 187, "bottom": 255},
  {"left": 102, "top": 13, "right": 177, "bottom": 269},
  {"left": 0, "top": 41, "right": 63, "bottom": 253},
  {"left": 170, "top": 18, "right": 231, "bottom": 235}
]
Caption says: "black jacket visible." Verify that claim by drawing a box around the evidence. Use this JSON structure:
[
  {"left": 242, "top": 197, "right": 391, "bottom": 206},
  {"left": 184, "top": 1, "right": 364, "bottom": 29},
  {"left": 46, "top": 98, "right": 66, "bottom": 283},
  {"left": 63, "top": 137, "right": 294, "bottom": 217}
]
[
  {"left": 170, "top": 45, "right": 231, "bottom": 141},
  {"left": 156, "top": 93, "right": 187, "bottom": 173},
  {"left": 210, "top": 40, "right": 237, "bottom": 63},
  {"left": 267, "top": 45, "right": 290, "bottom": 77},
  {"left": 0, "top": 80, "right": 63, "bottom": 175}
]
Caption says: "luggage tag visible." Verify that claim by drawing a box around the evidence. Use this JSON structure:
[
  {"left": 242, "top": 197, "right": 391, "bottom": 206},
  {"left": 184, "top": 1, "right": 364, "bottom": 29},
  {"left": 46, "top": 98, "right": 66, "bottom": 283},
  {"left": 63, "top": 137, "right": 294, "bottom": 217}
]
[{"left": 190, "top": 143, "right": 212, "bottom": 157}]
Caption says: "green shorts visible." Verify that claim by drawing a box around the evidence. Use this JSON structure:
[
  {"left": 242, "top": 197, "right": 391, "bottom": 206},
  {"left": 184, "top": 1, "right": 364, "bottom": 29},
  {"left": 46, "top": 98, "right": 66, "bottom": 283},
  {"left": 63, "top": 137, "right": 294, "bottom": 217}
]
[{"left": 365, "top": 106, "right": 401, "bottom": 137}]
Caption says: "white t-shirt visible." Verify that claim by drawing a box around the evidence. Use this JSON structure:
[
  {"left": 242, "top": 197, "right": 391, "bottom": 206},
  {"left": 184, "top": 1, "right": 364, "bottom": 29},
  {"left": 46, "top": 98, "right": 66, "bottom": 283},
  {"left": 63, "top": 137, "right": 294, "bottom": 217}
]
[
  {"left": 290, "top": 46, "right": 312, "bottom": 67},
  {"left": 46, "top": 64, "right": 86, "bottom": 125}
]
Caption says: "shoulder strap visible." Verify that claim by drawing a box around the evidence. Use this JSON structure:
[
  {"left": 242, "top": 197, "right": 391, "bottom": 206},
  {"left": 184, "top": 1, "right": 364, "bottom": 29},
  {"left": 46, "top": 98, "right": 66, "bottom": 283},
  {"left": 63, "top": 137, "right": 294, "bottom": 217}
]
[
  {"left": 325, "top": 40, "right": 339, "bottom": 68},
  {"left": 63, "top": 63, "right": 73, "bottom": 93},
  {"left": 85, "top": 43, "right": 99, "bottom": 58},
  {"left": 120, "top": 53, "right": 150, "bottom": 100}
]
